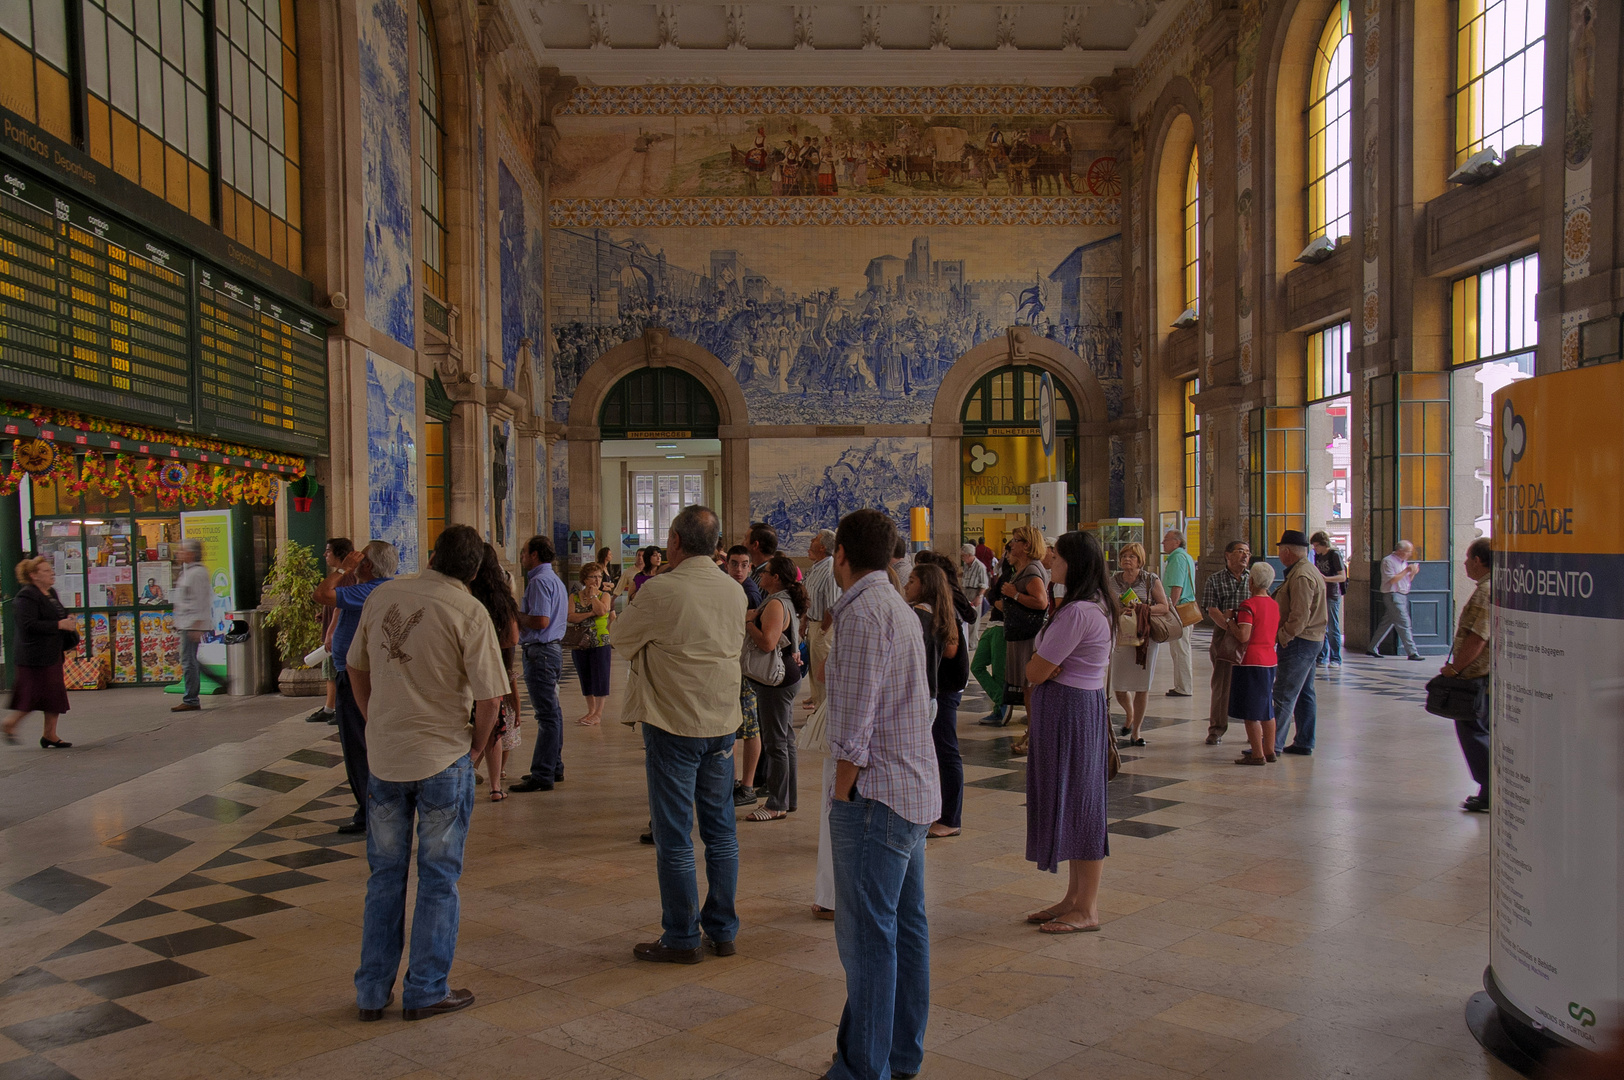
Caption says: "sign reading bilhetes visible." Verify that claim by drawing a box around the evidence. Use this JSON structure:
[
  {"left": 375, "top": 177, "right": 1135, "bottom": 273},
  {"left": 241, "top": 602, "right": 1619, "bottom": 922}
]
[{"left": 1489, "top": 364, "right": 1622, "bottom": 1049}]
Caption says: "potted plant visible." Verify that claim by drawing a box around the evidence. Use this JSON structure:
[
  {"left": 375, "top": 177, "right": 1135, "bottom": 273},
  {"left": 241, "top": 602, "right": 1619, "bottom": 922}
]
[{"left": 262, "top": 541, "right": 325, "bottom": 696}]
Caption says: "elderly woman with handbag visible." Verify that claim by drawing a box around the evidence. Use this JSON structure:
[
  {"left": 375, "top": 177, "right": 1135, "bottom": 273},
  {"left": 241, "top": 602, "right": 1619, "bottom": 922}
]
[
  {"left": 2, "top": 557, "right": 79, "bottom": 748},
  {"left": 1212, "top": 561, "right": 1281, "bottom": 765},
  {"left": 1109, "top": 543, "right": 1169, "bottom": 746}
]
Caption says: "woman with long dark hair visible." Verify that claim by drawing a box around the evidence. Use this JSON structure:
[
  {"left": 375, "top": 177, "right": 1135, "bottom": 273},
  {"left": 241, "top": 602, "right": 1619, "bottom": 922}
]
[
  {"left": 910, "top": 552, "right": 974, "bottom": 837},
  {"left": 744, "top": 553, "right": 808, "bottom": 822},
  {"left": 1023, "top": 530, "right": 1119, "bottom": 933},
  {"left": 467, "top": 544, "right": 522, "bottom": 800}
]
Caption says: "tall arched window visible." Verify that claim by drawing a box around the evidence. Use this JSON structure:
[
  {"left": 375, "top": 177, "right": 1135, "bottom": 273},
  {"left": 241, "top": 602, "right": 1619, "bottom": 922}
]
[
  {"left": 1182, "top": 151, "right": 1200, "bottom": 317},
  {"left": 418, "top": 2, "right": 448, "bottom": 300},
  {"left": 1307, "top": 2, "right": 1352, "bottom": 242},
  {"left": 1455, "top": 0, "right": 1544, "bottom": 165}
]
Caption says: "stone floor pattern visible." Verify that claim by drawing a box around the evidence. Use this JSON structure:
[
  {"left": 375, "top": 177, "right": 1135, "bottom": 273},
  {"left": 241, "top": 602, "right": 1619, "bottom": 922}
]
[{"left": 0, "top": 645, "right": 1515, "bottom": 1080}]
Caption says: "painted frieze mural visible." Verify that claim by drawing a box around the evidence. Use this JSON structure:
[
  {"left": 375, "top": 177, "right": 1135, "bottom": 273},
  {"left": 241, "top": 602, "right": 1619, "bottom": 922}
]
[
  {"left": 750, "top": 438, "right": 932, "bottom": 557},
  {"left": 359, "top": 0, "right": 415, "bottom": 349},
  {"left": 549, "top": 225, "right": 1123, "bottom": 426},
  {"left": 366, "top": 351, "right": 420, "bottom": 574}
]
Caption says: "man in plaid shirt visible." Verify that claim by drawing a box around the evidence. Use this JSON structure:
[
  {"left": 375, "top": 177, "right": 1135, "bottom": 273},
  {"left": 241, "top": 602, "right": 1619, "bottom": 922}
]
[
  {"left": 824, "top": 509, "right": 939, "bottom": 1080},
  {"left": 1200, "top": 540, "right": 1252, "bottom": 745}
]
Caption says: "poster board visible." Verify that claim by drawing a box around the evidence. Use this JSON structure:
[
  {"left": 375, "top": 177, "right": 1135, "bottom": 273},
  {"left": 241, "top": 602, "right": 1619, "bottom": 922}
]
[
  {"left": 1488, "top": 365, "right": 1622, "bottom": 1048},
  {"left": 180, "top": 510, "right": 236, "bottom": 669}
]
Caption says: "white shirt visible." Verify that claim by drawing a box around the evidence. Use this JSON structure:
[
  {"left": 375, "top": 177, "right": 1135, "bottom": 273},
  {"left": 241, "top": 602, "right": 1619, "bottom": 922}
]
[
  {"left": 1380, "top": 552, "right": 1412, "bottom": 594},
  {"left": 960, "top": 558, "right": 989, "bottom": 595}
]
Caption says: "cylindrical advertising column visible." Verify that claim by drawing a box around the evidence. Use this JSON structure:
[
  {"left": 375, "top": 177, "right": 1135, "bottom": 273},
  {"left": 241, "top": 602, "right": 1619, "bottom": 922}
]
[{"left": 1482, "top": 365, "right": 1623, "bottom": 1058}]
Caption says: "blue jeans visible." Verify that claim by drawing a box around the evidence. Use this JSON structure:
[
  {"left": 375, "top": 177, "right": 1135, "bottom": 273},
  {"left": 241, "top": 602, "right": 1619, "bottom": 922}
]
[
  {"left": 333, "top": 671, "right": 370, "bottom": 826},
  {"left": 180, "top": 630, "right": 201, "bottom": 704},
  {"left": 828, "top": 793, "right": 930, "bottom": 1080},
  {"left": 1370, "top": 592, "right": 1417, "bottom": 657},
  {"left": 523, "top": 642, "right": 564, "bottom": 784},
  {"left": 1272, "top": 637, "right": 1319, "bottom": 752},
  {"left": 355, "top": 755, "right": 475, "bottom": 1010},
  {"left": 932, "top": 689, "right": 964, "bottom": 829},
  {"left": 1318, "top": 597, "right": 1343, "bottom": 664},
  {"left": 642, "top": 723, "right": 739, "bottom": 949}
]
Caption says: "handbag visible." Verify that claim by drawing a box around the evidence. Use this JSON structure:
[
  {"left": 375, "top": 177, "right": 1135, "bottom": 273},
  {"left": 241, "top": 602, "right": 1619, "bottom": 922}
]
[
  {"left": 1425, "top": 673, "right": 1488, "bottom": 723},
  {"left": 560, "top": 619, "right": 593, "bottom": 650},
  {"left": 1147, "top": 608, "right": 1182, "bottom": 644},
  {"left": 742, "top": 632, "right": 787, "bottom": 685},
  {"left": 1212, "top": 623, "right": 1246, "bottom": 666},
  {"left": 1106, "top": 724, "right": 1121, "bottom": 781},
  {"left": 1117, "top": 612, "right": 1141, "bottom": 647},
  {"left": 1176, "top": 600, "right": 1202, "bottom": 627},
  {"left": 1002, "top": 596, "right": 1045, "bottom": 642},
  {"left": 60, "top": 627, "right": 81, "bottom": 652}
]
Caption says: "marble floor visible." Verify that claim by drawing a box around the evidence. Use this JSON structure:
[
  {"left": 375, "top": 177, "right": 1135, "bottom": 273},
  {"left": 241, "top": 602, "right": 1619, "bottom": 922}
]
[{"left": 0, "top": 636, "right": 1518, "bottom": 1080}]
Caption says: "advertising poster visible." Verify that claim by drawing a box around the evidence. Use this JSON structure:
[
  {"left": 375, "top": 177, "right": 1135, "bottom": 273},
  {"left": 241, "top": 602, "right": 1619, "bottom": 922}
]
[
  {"left": 1489, "top": 365, "right": 1623, "bottom": 1048},
  {"left": 181, "top": 510, "right": 235, "bottom": 669}
]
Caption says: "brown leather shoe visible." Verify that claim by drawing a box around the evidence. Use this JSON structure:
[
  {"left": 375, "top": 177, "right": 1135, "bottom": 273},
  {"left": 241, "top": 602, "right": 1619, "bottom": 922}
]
[
  {"left": 170, "top": 702, "right": 200, "bottom": 713},
  {"left": 402, "top": 988, "right": 474, "bottom": 1021},
  {"left": 633, "top": 940, "right": 703, "bottom": 964},
  {"left": 703, "top": 937, "right": 736, "bottom": 957},
  {"left": 358, "top": 992, "right": 394, "bottom": 1022}
]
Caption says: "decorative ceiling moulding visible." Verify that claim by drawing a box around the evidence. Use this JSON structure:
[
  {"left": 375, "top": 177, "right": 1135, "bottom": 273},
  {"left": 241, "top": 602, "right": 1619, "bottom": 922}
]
[
  {"left": 548, "top": 194, "right": 1120, "bottom": 228},
  {"left": 557, "top": 83, "right": 1110, "bottom": 115},
  {"left": 539, "top": 52, "right": 1123, "bottom": 85}
]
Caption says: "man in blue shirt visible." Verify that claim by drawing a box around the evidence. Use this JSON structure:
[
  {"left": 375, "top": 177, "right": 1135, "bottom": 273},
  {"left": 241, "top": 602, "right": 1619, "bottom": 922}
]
[
  {"left": 512, "top": 535, "right": 569, "bottom": 793},
  {"left": 314, "top": 540, "right": 398, "bottom": 834}
]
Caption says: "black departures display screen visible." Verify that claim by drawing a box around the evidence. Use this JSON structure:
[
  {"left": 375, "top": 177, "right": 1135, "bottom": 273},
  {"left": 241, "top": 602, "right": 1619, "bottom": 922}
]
[
  {"left": 197, "top": 265, "right": 327, "bottom": 455},
  {"left": 0, "top": 170, "right": 327, "bottom": 455}
]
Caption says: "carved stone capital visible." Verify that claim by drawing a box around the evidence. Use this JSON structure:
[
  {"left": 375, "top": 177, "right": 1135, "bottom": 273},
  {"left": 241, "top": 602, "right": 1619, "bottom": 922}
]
[{"left": 478, "top": 1, "right": 515, "bottom": 59}]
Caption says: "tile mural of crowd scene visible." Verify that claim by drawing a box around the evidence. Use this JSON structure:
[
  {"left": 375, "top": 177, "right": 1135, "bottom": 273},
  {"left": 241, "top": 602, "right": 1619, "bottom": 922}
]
[
  {"left": 549, "top": 226, "right": 1122, "bottom": 426},
  {"left": 750, "top": 438, "right": 933, "bottom": 557},
  {"left": 365, "top": 351, "right": 420, "bottom": 574},
  {"left": 551, "top": 113, "right": 1119, "bottom": 200}
]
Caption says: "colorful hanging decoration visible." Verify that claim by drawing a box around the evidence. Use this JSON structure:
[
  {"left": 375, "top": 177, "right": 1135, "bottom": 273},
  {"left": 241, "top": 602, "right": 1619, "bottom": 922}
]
[
  {"left": 3, "top": 399, "right": 307, "bottom": 478},
  {"left": 13, "top": 438, "right": 55, "bottom": 476},
  {"left": 0, "top": 443, "right": 283, "bottom": 507}
]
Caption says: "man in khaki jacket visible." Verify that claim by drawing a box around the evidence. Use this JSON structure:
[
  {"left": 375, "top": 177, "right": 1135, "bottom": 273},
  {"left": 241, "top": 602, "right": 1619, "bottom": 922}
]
[
  {"left": 611, "top": 505, "right": 747, "bottom": 965},
  {"left": 1270, "top": 529, "right": 1328, "bottom": 757}
]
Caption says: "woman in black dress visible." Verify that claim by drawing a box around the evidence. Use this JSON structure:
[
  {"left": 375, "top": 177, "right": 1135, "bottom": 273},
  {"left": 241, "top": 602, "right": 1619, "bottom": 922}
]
[{"left": 2, "top": 557, "right": 78, "bottom": 748}]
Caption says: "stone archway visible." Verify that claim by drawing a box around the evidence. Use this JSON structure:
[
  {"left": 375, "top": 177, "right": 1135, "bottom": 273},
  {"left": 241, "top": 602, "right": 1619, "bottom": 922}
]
[
  {"left": 564, "top": 330, "right": 751, "bottom": 544},
  {"left": 930, "top": 328, "right": 1111, "bottom": 553}
]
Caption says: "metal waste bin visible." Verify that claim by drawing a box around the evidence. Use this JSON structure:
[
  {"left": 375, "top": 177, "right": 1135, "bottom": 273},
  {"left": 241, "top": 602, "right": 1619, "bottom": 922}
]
[{"left": 224, "top": 610, "right": 277, "bottom": 695}]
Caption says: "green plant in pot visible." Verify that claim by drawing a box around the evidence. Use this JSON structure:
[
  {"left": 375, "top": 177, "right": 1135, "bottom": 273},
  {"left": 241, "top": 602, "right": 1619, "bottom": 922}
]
[{"left": 262, "top": 541, "right": 325, "bottom": 696}]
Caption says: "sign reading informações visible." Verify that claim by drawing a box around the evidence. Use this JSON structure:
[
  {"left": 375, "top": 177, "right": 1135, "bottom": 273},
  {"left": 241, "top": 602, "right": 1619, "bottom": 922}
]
[{"left": 1488, "top": 365, "right": 1623, "bottom": 1050}]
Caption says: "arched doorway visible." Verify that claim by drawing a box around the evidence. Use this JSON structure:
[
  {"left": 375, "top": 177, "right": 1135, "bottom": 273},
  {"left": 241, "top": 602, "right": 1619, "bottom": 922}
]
[
  {"left": 566, "top": 333, "right": 750, "bottom": 557},
  {"left": 931, "top": 331, "right": 1109, "bottom": 554},
  {"left": 958, "top": 365, "right": 1080, "bottom": 553}
]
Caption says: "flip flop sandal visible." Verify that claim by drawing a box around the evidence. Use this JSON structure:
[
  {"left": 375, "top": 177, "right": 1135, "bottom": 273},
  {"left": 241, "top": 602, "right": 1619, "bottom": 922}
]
[
  {"left": 1039, "top": 920, "right": 1101, "bottom": 935},
  {"left": 490, "top": 790, "right": 508, "bottom": 801},
  {"left": 745, "top": 808, "right": 788, "bottom": 822}
]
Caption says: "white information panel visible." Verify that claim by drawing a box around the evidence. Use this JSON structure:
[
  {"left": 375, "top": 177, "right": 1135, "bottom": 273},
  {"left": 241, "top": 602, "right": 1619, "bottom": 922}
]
[{"left": 1489, "top": 366, "right": 1623, "bottom": 1049}]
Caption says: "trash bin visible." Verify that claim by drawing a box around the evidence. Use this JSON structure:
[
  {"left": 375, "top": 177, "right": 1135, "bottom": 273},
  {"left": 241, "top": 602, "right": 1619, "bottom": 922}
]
[{"left": 224, "top": 611, "right": 277, "bottom": 696}]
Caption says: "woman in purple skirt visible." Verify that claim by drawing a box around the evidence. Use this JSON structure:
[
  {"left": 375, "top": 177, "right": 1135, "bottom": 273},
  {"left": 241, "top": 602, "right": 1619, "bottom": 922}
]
[{"left": 1022, "top": 531, "right": 1119, "bottom": 934}]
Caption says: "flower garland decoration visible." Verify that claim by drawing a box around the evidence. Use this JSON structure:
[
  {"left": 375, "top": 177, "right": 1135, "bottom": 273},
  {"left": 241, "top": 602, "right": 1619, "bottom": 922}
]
[
  {"left": 2, "top": 444, "right": 284, "bottom": 507},
  {"left": 3, "top": 400, "right": 308, "bottom": 478}
]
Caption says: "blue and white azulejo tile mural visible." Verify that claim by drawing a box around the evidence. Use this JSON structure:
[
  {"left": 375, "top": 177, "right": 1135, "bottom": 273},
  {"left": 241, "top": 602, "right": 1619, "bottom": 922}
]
[
  {"left": 549, "top": 227, "right": 1120, "bottom": 427},
  {"left": 498, "top": 162, "right": 526, "bottom": 391},
  {"left": 366, "top": 351, "right": 420, "bottom": 574},
  {"left": 360, "top": 0, "right": 414, "bottom": 349},
  {"left": 750, "top": 438, "right": 931, "bottom": 557},
  {"left": 551, "top": 441, "right": 570, "bottom": 553}
]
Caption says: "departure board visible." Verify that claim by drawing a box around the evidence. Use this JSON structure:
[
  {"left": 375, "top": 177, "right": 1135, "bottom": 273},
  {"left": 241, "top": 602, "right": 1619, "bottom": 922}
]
[
  {"left": 196, "top": 264, "right": 328, "bottom": 455},
  {"left": 0, "top": 173, "right": 192, "bottom": 425}
]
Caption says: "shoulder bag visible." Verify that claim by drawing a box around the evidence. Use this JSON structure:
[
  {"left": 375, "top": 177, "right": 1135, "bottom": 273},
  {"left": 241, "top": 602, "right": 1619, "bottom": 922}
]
[
  {"left": 1424, "top": 673, "right": 1488, "bottom": 723},
  {"left": 1176, "top": 599, "right": 1203, "bottom": 627},
  {"left": 1212, "top": 621, "right": 1247, "bottom": 666},
  {"left": 1002, "top": 596, "right": 1046, "bottom": 641},
  {"left": 1147, "top": 608, "right": 1182, "bottom": 644},
  {"left": 742, "top": 598, "right": 791, "bottom": 686}
]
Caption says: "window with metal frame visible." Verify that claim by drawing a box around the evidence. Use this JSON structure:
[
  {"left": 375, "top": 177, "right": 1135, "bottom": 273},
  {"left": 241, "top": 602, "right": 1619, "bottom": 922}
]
[
  {"left": 1307, "top": 321, "right": 1352, "bottom": 403},
  {"left": 418, "top": 2, "right": 448, "bottom": 301},
  {"left": 959, "top": 365, "right": 1076, "bottom": 431},
  {"left": 1307, "top": 1, "right": 1353, "bottom": 242},
  {"left": 1183, "top": 151, "right": 1201, "bottom": 316},
  {"left": 0, "top": 1, "right": 77, "bottom": 145},
  {"left": 1455, "top": 0, "right": 1544, "bottom": 165},
  {"left": 1452, "top": 252, "right": 1538, "bottom": 366},
  {"left": 1249, "top": 407, "right": 1306, "bottom": 556},
  {"left": 1183, "top": 378, "right": 1201, "bottom": 557},
  {"left": 214, "top": 0, "right": 302, "bottom": 270},
  {"left": 424, "top": 418, "right": 449, "bottom": 547},
  {"left": 598, "top": 368, "right": 720, "bottom": 437}
]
